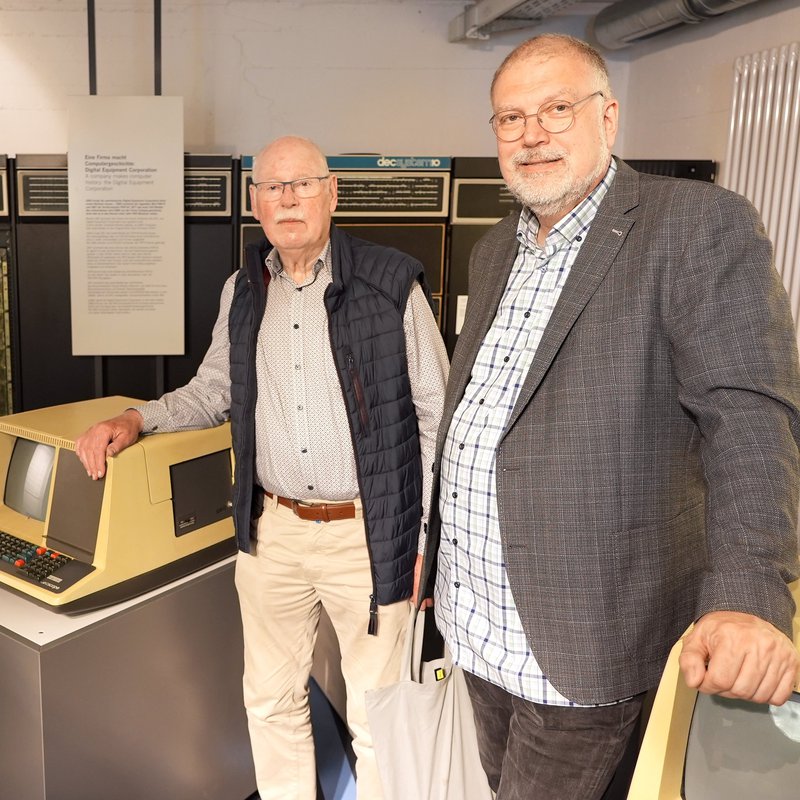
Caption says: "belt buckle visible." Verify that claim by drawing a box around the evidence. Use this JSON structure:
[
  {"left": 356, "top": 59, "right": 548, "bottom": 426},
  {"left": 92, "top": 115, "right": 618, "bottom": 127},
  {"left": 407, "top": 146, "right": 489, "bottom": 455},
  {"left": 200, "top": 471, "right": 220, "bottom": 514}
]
[{"left": 291, "top": 498, "right": 329, "bottom": 523}]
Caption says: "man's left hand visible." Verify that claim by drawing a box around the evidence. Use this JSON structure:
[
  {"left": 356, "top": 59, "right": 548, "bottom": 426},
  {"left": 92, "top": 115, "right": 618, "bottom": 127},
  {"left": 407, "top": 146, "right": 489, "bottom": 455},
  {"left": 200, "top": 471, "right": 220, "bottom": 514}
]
[{"left": 679, "top": 610, "right": 800, "bottom": 705}]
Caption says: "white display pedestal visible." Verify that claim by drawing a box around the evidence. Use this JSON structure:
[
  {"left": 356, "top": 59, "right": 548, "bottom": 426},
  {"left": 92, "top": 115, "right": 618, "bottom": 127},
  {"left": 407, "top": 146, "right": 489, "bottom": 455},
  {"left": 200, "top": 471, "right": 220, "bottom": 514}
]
[{"left": 0, "top": 558, "right": 257, "bottom": 800}]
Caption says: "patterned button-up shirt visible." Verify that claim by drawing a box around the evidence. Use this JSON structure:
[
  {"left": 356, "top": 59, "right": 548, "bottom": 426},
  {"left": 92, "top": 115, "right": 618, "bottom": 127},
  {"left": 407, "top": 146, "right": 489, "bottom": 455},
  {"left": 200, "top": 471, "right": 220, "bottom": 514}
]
[{"left": 434, "top": 161, "right": 617, "bottom": 705}]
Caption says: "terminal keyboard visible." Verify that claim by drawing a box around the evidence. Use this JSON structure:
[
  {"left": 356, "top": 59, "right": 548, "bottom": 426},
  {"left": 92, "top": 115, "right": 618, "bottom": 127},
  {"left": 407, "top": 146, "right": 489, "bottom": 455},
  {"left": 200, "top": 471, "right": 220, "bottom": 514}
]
[{"left": 0, "top": 531, "right": 93, "bottom": 593}]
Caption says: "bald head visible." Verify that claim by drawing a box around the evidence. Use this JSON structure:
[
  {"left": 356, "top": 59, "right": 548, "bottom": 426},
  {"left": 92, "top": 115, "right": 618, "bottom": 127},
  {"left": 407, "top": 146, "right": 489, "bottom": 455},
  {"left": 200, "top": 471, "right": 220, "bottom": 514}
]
[
  {"left": 252, "top": 136, "right": 329, "bottom": 183},
  {"left": 248, "top": 135, "right": 337, "bottom": 273},
  {"left": 491, "top": 34, "right": 612, "bottom": 102}
]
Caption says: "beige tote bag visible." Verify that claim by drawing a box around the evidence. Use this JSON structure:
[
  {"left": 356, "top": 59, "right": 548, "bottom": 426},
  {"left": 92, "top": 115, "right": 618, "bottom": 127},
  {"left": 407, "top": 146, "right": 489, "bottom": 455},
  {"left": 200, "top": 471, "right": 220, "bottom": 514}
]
[{"left": 365, "top": 606, "right": 494, "bottom": 800}]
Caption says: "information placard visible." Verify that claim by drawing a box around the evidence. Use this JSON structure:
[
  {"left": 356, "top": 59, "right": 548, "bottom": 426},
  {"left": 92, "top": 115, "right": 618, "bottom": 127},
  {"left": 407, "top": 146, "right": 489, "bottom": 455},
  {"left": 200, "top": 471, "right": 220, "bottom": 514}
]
[{"left": 68, "top": 96, "right": 184, "bottom": 355}]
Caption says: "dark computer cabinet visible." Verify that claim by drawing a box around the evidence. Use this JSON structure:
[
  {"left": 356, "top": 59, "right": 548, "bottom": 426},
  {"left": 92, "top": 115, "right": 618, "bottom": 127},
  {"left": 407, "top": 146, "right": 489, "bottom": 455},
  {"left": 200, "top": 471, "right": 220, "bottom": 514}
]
[
  {"left": 446, "top": 156, "right": 521, "bottom": 356},
  {"left": 239, "top": 155, "right": 451, "bottom": 329},
  {"left": 0, "top": 157, "right": 14, "bottom": 415}
]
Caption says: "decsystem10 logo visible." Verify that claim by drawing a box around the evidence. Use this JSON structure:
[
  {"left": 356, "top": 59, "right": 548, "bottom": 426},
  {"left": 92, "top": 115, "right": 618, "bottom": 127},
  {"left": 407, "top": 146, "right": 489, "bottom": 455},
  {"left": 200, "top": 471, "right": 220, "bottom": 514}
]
[{"left": 376, "top": 157, "right": 443, "bottom": 168}]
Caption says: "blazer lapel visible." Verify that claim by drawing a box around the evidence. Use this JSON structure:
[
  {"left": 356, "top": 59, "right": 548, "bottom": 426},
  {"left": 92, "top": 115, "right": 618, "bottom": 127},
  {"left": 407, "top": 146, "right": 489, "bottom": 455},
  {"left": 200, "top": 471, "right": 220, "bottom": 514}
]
[{"left": 503, "top": 161, "right": 641, "bottom": 435}]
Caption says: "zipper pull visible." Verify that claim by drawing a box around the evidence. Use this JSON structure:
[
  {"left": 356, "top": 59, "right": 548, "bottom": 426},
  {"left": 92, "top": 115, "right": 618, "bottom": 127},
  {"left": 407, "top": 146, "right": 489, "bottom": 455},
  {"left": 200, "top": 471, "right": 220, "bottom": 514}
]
[{"left": 368, "top": 594, "right": 378, "bottom": 636}]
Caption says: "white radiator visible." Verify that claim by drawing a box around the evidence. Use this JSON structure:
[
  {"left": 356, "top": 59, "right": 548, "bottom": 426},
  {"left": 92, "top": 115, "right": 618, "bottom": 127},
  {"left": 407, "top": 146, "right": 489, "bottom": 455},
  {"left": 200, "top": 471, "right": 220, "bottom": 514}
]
[{"left": 720, "top": 42, "right": 800, "bottom": 328}]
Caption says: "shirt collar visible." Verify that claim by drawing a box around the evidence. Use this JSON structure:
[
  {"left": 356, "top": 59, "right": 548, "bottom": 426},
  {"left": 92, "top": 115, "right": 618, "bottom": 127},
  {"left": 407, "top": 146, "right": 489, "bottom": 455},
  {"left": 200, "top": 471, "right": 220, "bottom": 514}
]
[
  {"left": 516, "top": 158, "right": 618, "bottom": 250},
  {"left": 264, "top": 239, "right": 332, "bottom": 283}
]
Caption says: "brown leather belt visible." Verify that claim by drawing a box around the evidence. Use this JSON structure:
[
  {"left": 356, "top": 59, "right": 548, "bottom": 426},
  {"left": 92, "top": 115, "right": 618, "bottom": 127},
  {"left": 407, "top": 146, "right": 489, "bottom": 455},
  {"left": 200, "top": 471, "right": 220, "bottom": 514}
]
[{"left": 266, "top": 492, "right": 357, "bottom": 523}]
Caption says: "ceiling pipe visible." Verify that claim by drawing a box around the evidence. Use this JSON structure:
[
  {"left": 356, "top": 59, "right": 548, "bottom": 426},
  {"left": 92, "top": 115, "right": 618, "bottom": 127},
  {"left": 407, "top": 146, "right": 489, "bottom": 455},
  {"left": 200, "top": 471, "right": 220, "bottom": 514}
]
[
  {"left": 590, "top": 0, "right": 763, "bottom": 50},
  {"left": 448, "top": 0, "right": 584, "bottom": 42}
]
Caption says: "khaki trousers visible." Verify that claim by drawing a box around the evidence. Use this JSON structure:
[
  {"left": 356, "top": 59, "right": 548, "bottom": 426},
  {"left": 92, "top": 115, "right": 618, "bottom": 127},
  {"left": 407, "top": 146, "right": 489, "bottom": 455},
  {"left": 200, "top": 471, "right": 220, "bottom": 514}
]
[{"left": 234, "top": 493, "right": 409, "bottom": 800}]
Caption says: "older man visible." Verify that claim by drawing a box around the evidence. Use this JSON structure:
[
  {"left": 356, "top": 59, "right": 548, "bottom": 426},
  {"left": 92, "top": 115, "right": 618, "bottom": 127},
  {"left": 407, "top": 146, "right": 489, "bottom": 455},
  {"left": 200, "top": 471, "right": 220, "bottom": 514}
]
[
  {"left": 421, "top": 34, "right": 800, "bottom": 800},
  {"left": 76, "top": 135, "right": 448, "bottom": 800}
]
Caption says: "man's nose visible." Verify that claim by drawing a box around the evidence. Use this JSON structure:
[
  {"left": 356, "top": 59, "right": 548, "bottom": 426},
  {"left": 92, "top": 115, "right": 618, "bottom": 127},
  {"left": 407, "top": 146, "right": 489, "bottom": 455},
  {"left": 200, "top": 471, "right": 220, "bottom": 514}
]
[
  {"left": 279, "top": 183, "right": 299, "bottom": 205},
  {"left": 521, "top": 114, "right": 549, "bottom": 147}
]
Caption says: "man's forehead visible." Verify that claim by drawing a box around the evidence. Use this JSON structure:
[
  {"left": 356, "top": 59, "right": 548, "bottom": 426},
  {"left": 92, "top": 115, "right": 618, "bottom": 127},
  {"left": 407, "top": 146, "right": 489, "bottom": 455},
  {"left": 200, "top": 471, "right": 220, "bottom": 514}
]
[
  {"left": 256, "top": 143, "right": 326, "bottom": 178},
  {"left": 496, "top": 52, "right": 589, "bottom": 88},
  {"left": 493, "top": 55, "right": 592, "bottom": 107}
]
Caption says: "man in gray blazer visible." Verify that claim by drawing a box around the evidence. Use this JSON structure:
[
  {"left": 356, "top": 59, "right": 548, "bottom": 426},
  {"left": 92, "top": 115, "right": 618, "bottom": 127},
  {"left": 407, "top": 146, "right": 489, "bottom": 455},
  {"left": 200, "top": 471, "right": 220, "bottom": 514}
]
[{"left": 420, "top": 33, "right": 800, "bottom": 800}]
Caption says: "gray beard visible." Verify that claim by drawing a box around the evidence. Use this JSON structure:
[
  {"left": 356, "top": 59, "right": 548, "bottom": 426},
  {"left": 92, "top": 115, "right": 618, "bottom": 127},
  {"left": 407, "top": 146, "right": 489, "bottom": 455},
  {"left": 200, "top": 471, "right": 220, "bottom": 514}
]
[{"left": 506, "top": 146, "right": 611, "bottom": 221}]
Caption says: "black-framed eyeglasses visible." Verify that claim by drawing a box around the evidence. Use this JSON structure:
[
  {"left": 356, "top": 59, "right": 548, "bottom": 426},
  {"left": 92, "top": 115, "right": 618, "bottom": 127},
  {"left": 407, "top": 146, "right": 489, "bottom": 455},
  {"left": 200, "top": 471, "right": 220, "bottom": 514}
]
[
  {"left": 252, "top": 175, "right": 330, "bottom": 201},
  {"left": 490, "top": 91, "right": 605, "bottom": 141}
]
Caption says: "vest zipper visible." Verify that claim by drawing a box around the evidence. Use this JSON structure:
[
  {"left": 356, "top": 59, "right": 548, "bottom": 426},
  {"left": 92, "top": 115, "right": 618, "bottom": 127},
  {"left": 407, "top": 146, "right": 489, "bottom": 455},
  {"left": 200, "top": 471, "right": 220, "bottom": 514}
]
[
  {"left": 237, "top": 272, "right": 262, "bottom": 549},
  {"left": 368, "top": 594, "right": 378, "bottom": 635},
  {"left": 346, "top": 352, "right": 371, "bottom": 435},
  {"left": 330, "top": 329, "right": 379, "bottom": 635}
]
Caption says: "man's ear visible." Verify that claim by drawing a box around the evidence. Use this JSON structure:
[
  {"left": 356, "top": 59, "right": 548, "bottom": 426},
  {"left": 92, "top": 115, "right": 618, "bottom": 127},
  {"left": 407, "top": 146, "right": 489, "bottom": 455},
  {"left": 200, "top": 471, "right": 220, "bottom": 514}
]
[
  {"left": 329, "top": 173, "right": 338, "bottom": 214},
  {"left": 249, "top": 183, "right": 261, "bottom": 222},
  {"left": 603, "top": 97, "right": 619, "bottom": 150}
]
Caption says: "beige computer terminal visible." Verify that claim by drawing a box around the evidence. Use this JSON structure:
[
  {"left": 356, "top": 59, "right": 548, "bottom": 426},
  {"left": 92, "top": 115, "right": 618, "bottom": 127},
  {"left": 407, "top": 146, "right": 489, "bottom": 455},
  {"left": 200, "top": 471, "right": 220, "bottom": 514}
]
[{"left": 0, "top": 396, "right": 235, "bottom": 612}]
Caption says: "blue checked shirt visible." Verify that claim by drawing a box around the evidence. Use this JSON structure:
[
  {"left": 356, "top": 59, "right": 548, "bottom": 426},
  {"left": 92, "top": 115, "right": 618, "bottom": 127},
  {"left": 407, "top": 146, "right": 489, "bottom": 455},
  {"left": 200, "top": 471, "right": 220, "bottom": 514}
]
[{"left": 434, "top": 161, "right": 617, "bottom": 706}]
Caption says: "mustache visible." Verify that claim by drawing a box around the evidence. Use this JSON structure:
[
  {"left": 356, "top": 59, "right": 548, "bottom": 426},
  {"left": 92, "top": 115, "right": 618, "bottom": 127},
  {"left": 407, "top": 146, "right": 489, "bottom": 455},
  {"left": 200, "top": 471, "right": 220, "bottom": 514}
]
[
  {"left": 511, "top": 147, "right": 567, "bottom": 166},
  {"left": 273, "top": 212, "right": 306, "bottom": 223}
]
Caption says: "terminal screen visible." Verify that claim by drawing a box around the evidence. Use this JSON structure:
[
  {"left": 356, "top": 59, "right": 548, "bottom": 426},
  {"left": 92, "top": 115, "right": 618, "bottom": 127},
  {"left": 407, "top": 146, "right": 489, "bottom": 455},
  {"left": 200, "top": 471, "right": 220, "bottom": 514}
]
[
  {"left": 3, "top": 438, "right": 55, "bottom": 521},
  {"left": 683, "top": 691, "right": 800, "bottom": 799}
]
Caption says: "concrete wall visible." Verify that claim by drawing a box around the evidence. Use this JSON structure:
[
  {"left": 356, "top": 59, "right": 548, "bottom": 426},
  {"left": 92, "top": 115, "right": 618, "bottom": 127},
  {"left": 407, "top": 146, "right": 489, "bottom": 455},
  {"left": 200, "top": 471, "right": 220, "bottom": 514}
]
[
  {"left": 0, "top": 0, "right": 583, "bottom": 157},
  {"left": 0, "top": 0, "right": 796, "bottom": 163},
  {"left": 616, "top": 0, "right": 800, "bottom": 167}
]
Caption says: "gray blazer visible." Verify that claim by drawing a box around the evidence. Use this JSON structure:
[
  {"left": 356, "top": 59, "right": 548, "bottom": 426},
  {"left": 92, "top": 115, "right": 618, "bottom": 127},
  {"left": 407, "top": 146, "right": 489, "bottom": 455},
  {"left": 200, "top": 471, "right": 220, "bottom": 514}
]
[{"left": 423, "top": 159, "right": 800, "bottom": 704}]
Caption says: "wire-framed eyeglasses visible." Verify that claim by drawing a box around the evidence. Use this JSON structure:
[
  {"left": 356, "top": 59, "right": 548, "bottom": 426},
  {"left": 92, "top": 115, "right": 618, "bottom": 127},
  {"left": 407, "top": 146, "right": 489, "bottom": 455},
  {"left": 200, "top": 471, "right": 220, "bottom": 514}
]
[
  {"left": 490, "top": 91, "right": 605, "bottom": 142},
  {"left": 252, "top": 175, "right": 330, "bottom": 201}
]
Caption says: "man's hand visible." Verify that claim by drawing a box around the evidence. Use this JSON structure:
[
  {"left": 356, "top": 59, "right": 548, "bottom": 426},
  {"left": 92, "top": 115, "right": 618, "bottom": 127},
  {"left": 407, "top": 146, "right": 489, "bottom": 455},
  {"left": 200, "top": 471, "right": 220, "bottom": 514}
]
[
  {"left": 74, "top": 409, "right": 144, "bottom": 480},
  {"left": 679, "top": 610, "right": 800, "bottom": 705}
]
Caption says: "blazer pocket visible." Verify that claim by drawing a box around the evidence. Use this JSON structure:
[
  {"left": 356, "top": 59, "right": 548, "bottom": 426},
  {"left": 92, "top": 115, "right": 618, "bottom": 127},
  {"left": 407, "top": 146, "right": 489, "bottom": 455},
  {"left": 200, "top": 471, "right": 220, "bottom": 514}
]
[{"left": 613, "top": 503, "right": 707, "bottom": 664}]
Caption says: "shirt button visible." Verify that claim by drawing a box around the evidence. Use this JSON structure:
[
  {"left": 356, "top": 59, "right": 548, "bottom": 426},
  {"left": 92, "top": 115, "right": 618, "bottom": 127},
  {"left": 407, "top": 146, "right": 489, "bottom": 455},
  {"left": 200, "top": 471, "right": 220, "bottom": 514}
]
[
  {"left": 452, "top": 492, "right": 458, "bottom": 498},
  {"left": 458, "top": 443, "right": 465, "bottom": 450},
  {"left": 452, "top": 538, "right": 458, "bottom": 546},
  {"left": 307, "top": 485, "right": 314, "bottom": 491},
  {"left": 454, "top": 581, "right": 460, "bottom": 588},
  {"left": 503, "top": 356, "right": 510, "bottom": 362},
  {"left": 295, "top": 364, "right": 301, "bottom": 370},
  {"left": 524, "top": 311, "right": 531, "bottom": 318},
  {"left": 297, "top": 405, "right": 303, "bottom": 410},
  {"left": 293, "top": 323, "right": 300, "bottom": 329},
  {"left": 478, "top": 399, "right": 484, "bottom": 405},
  {"left": 301, "top": 448, "right": 307, "bottom": 454}
]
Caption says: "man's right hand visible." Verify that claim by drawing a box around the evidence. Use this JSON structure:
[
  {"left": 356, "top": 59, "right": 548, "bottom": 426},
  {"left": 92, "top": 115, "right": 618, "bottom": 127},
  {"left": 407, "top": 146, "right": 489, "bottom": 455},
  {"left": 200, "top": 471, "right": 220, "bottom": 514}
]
[{"left": 74, "top": 409, "right": 144, "bottom": 480}]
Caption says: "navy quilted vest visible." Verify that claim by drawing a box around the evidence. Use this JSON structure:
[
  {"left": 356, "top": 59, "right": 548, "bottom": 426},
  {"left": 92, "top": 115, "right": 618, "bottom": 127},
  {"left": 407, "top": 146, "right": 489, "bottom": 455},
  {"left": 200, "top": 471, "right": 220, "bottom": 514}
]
[{"left": 228, "top": 223, "right": 429, "bottom": 610}]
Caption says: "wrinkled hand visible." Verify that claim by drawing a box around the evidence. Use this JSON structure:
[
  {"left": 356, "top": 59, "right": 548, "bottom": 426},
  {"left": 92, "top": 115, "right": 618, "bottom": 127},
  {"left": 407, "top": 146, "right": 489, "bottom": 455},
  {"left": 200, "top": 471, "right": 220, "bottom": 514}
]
[
  {"left": 411, "top": 553, "right": 433, "bottom": 610},
  {"left": 679, "top": 610, "right": 800, "bottom": 705},
  {"left": 74, "top": 409, "right": 144, "bottom": 480}
]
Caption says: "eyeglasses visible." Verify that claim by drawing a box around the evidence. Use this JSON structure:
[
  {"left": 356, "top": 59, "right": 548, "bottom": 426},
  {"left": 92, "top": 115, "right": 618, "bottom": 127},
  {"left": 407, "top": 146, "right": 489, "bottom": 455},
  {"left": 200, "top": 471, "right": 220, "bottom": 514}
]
[
  {"left": 490, "top": 91, "right": 605, "bottom": 142},
  {"left": 252, "top": 175, "right": 330, "bottom": 201}
]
